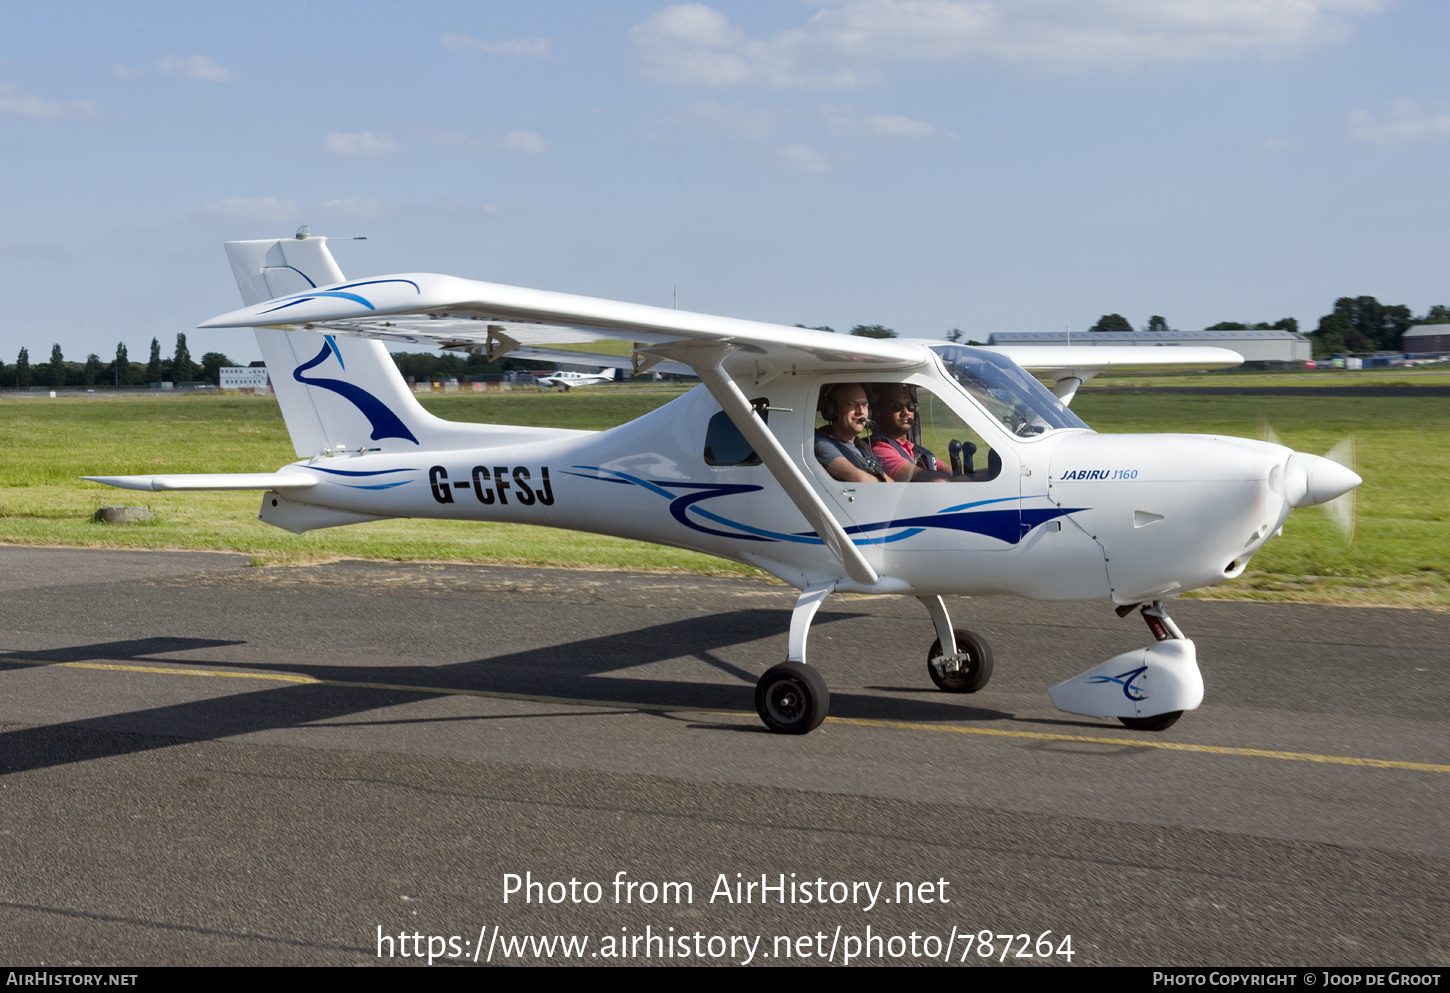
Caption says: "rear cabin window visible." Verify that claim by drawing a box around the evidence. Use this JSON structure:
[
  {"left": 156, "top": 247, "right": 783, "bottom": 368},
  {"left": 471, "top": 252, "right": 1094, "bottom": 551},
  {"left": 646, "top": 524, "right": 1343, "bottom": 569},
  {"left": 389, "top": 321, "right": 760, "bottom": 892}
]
[{"left": 703, "top": 402, "right": 767, "bottom": 466}]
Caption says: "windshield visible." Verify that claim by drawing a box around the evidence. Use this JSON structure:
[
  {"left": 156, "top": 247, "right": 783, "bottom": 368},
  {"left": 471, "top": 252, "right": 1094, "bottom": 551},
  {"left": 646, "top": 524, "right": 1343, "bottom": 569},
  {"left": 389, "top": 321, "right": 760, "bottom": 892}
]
[{"left": 929, "top": 345, "right": 1090, "bottom": 437}]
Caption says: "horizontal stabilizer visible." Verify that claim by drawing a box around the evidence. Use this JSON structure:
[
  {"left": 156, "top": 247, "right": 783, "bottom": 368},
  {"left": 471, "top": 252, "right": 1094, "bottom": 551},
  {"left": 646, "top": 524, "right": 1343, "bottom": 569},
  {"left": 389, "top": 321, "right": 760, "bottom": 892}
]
[{"left": 83, "top": 473, "right": 318, "bottom": 492}]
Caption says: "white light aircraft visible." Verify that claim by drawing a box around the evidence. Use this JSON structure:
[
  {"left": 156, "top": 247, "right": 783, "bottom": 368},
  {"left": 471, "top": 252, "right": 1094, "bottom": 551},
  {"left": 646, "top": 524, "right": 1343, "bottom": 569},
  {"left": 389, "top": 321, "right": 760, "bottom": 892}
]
[
  {"left": 87, "top": 233, "right": 1361, "bottom": 735},
  {"left": 535, "top": 367, "right": 621, "bottom": 390}
]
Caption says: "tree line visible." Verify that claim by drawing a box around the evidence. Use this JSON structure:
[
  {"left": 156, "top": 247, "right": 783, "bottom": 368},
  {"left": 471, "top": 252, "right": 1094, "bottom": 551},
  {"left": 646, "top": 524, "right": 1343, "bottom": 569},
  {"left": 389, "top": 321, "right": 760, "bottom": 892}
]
[
  {"left": 1087, "top": 296, "right": 1449, "bottom": 357},
  {"left": 1, "top": 333, "right": 554, "bottom": 390},
  {"left": 2, "top": 335, "right": 237, "bottom": 390},
  {"left": 804, "top": 295, "right": 1450, "bottom": 358}
]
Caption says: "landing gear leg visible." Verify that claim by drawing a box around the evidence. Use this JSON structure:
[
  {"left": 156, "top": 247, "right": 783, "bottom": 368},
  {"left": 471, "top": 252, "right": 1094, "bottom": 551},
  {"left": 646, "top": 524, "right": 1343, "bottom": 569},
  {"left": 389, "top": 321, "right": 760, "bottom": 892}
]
[
  {"left": 755, "top": 585, "right": 832, "bottom": 734},
  {"left": 919, "top": 595, "right": 993, "bottom": 693}
]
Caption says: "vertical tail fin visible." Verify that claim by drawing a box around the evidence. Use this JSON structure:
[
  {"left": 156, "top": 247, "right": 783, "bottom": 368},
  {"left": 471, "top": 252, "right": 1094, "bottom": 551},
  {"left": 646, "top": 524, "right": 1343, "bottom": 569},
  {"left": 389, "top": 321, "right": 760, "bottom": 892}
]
[{"left": 223, "top": 235, "right": 472, "bottom": 458}]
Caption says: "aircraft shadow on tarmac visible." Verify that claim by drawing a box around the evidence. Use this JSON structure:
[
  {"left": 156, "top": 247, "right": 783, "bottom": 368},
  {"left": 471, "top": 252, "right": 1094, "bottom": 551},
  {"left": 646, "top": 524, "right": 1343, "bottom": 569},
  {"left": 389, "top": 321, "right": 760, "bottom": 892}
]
[{"left": 0, "top": 610, "right": 1012, "bottom": 775}]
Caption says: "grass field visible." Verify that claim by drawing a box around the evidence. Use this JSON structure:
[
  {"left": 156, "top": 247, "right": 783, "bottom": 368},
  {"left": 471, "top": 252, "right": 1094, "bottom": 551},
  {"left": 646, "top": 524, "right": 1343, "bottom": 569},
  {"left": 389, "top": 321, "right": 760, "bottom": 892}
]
[
  {"left": 2, "top": 388, "right": 1445, "bottom": 607},
  {"left": 1092, "top": 364, "right": 1450, "bottom": 389}
]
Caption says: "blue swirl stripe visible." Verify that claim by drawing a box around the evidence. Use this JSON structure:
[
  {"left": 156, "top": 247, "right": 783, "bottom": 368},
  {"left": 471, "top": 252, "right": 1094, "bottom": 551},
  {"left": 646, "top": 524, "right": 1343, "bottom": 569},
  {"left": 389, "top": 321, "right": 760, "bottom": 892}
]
[
  {"left": 572, "top": 465, "right": 1082, "bottom": 547},
  {"left": 293, "top": 342, "right": 419, "bottom": 445},
  {"left": 304, "top": 466, "right": 415, "bottom": 477},
  {"left": 253, "top": 278, "right": 423, "bottom": 317}
]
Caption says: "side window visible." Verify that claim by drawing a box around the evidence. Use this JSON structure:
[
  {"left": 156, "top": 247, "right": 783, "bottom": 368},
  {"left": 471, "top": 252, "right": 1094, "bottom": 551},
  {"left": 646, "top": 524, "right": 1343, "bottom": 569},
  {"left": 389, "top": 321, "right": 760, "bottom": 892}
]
[
  {"left": 703, "top": 400, "right": 767, "bottom": 466},
  {"left": 864, "top": 383, "right": 1002, "bottom": 482},
  {"left": 914, "top": 387, "right": 1001, "bottom": 480}
]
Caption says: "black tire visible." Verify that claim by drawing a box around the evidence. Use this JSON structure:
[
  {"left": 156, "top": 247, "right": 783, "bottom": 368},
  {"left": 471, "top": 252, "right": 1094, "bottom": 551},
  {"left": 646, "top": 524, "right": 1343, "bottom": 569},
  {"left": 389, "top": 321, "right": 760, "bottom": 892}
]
[
  {"left": 1118, "top": 711, "right": 1182, "bottom": 732},
  {"left": 927, "top": 628, "right": 993, "bottom": 693},
  {"left": 755, "top": 661, "right": 829, "bottom": 734}
]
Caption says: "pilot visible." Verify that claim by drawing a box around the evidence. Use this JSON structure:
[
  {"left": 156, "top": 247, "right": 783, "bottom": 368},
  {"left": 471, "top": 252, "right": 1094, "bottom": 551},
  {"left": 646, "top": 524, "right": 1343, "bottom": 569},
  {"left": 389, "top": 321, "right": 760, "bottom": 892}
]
[
  {"left": 814, "top": 383, "right": 889, "bottom": 482},
  {"left": 868, "top": 384, "right": 951, "bottom": 483}
]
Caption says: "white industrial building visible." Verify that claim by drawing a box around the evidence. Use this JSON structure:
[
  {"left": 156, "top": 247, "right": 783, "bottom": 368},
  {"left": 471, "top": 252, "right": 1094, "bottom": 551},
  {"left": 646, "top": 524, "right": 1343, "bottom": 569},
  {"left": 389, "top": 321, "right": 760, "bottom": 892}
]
[{"left": 986, "top": 329, "right": 1312, "bottom": 364}]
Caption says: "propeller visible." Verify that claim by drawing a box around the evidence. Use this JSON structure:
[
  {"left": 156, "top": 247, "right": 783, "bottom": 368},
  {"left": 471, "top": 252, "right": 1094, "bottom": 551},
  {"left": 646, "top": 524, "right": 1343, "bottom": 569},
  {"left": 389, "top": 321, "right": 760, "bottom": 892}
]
[
  {"left": 1262, "top": 421, "right": 1359, "bottom": 542},
  {"left": 1319, "top": 436, "right": 1358, "bottom": 542}
]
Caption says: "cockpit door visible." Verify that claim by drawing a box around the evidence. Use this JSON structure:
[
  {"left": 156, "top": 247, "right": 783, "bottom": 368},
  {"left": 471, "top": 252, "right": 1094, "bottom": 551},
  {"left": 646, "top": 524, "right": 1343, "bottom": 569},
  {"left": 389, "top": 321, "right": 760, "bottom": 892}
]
[{"left": 809, "top": 378, "right": 1024, "bottom": 558}]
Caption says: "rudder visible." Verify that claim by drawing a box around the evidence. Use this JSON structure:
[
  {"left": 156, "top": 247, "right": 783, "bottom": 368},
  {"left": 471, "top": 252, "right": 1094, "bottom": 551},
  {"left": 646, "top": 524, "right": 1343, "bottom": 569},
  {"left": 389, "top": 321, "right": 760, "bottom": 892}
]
[{"left": 224, "top": 235, "right": 465, "bottom": 458}]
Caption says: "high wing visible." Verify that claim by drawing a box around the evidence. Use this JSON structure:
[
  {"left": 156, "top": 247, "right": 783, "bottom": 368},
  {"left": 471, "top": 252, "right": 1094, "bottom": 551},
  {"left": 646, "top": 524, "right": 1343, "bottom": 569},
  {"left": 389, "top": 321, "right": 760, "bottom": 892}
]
[
  {"left": 199, "top": 272, "right": 923, "bottom": 379},
  {"left": 203, "top": 272, "right": 927, "bottom": 586},
  {"left": 200, "top": 273, "right": 1242, "bottom": 398}
]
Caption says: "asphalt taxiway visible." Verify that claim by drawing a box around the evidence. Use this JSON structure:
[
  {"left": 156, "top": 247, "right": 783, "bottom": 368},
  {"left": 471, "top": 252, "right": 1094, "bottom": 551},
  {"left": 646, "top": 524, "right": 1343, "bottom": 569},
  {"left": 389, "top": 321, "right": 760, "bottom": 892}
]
[{"left": 0, "top": 546, "right": 1445, "bottom": 966}]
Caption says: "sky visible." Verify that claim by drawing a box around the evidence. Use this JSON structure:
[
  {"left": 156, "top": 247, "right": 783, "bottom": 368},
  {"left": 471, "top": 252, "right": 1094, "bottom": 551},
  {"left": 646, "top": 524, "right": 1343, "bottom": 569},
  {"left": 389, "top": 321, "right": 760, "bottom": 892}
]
[{"left": 2, "top": 0, "right": 1448, "bottom": 364}]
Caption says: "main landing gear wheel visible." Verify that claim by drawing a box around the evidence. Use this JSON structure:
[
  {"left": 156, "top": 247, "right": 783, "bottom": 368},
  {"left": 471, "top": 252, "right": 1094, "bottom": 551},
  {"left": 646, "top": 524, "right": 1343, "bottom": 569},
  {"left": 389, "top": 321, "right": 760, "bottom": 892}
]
[
  {"left": 1118, "top": 711, "right": 1183, "bottom": 732},
  {"left": 755, "top": 661, "right": 829, "bottom": 735},
  {"left": 928, "top": 628, "right": 993, "bottom": 693}
]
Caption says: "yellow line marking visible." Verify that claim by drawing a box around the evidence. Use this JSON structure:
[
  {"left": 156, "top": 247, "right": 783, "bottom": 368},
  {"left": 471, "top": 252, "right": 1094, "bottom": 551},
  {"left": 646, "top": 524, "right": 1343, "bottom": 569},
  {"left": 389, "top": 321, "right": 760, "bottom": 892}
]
[
  {"left": 822, "top": 717, "right": 1450, "bottom": 773},
  {"left": 9, "top": 656, "right": 1449, "bottom": 774}
]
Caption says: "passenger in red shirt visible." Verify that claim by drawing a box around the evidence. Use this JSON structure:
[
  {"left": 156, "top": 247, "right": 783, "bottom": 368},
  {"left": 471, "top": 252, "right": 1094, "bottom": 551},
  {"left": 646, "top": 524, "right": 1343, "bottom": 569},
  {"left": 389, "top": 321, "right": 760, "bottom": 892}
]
[{"left": 869, "top": 384, "right": 952, "bottom": 483}]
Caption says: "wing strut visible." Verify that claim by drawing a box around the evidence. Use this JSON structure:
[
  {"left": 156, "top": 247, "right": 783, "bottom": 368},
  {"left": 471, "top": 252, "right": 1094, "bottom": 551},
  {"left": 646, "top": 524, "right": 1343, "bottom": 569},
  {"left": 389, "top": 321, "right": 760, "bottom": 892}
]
[{"left": 685, "top": 345, "right": 879, "bottom": 587}]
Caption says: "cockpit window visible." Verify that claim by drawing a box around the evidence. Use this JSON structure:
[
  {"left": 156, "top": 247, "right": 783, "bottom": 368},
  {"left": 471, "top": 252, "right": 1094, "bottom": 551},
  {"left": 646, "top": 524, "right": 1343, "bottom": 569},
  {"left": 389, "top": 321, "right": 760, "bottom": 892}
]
[{"left": 929, "top": 345, "right": 1089, "bottom": 437}]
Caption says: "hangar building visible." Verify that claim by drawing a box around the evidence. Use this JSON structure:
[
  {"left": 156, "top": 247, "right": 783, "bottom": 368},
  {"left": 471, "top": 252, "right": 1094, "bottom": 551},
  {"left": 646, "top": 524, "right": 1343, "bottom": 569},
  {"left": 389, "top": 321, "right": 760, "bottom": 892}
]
[{"left": 1402, "top": 324, "right": 1450, "bottom": 355}]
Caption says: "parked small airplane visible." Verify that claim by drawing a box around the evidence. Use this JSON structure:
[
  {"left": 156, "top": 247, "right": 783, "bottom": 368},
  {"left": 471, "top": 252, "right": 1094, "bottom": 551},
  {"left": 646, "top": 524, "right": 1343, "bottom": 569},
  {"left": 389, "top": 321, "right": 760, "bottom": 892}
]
[
  {"left": 87, "top": 232, "right": 1360, "bottom": 735},
  {"left": 535, "top": 368, "right": 620, "bottom": 391}
]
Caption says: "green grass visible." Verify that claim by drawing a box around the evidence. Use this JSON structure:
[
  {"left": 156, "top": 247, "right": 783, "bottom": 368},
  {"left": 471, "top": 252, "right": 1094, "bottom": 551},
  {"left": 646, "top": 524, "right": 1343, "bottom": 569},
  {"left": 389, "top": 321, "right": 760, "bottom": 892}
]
[
  {"left": 1093, "top": 364, "right": 1450, "bottom": 389},
  {"left": 2, "top": 389, "right": 1446, "bottom": 606},
  {"left": 1072, "top": 392, "right": 1449, "bottom": 607},
  {"left": 0, "top": 390, "right": 744, "bottom": 575}
]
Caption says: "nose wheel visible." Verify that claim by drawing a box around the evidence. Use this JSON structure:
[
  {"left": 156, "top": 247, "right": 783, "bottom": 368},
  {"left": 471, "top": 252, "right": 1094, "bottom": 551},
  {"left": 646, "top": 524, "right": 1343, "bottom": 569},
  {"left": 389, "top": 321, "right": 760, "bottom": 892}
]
[
  {"left": 1118, "top": 711, "right": 1182, "bottom": 731},
  {"left": 755, "top": 661, "right": 829, "bottom": 735}
]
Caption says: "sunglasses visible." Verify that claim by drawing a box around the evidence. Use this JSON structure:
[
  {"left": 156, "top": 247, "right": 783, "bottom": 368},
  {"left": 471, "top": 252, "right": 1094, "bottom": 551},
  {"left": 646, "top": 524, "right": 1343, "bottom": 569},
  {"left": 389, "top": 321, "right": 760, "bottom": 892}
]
[{"left": 886, "top": 401, "right": 919, "bottom": 413}]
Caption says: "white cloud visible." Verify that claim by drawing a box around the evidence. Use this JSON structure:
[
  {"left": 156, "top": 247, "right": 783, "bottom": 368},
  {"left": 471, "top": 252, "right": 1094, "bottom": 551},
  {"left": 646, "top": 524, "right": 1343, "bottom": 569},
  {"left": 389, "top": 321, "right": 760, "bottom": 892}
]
[
  {"left": 630, "top": 1, "right": 1390, "bottom": 87},
  {"left": 0, "top": 82, "right": 99, "bottom": 120},
  {"left": 499, "top": 130, "right": 549, "bottom": 153},
  {"left": 113, "top": 55, "right": 235, "bottom": 82},
  {"left": 323, "top": 131, "right": 400, "bottom": 156},
  {"left": 157, "top": 55, "right": 235, "bottom": 82},
  {"left": 318, "top": 198, "right": 386, "bottom": 219},
  {"left": 442, "top": 33, "right": 552, "bottom": 58},
  {"left": 779, "top": 143, "right": 834, "bottom": 173},
  {"left": 823, "top": 107, "right": 954, "bottom": 138},
  {"left": 1347, "top": 99, "right": 1450, "bottom": 145},
  {"left": 675, "top": 100, "right": 779, "bottom": 140},
  {"left": 203, "top": 197, "right": 300, "bottom": 221}
]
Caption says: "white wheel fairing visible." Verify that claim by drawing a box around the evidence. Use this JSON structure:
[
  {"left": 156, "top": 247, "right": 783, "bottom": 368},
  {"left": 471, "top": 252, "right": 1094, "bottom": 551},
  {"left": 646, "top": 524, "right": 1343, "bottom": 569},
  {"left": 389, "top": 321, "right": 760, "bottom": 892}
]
[{"left": 1047, "top": 640, "right": 1204, "bottom": 720}]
